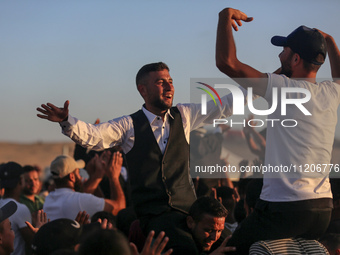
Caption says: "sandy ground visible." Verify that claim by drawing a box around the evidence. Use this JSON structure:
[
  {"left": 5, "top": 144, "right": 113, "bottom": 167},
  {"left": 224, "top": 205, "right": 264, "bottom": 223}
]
[
  {"left": 0, "top": 142, "right": 75, "bottom": 171},
  {"left": 0, "top": 135, "right": 338, "bottom": 180}
]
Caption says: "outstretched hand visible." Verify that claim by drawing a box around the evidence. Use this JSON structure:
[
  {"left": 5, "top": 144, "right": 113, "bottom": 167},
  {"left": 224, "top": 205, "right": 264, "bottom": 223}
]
[
  {"left": 25, "top": 209, "right": 49, "bottom": 234},
  {"left": 106, "top": 151, "right": 123, "bottom": 180},
  {"left": 36, "top": 100, "right": 69, "bottom": 122},
  {"left": 219, "top": 8, "right": 253, "bottom": 31},
  {"left": 130, "top": 231, "right": 173, "bottom": 255}
]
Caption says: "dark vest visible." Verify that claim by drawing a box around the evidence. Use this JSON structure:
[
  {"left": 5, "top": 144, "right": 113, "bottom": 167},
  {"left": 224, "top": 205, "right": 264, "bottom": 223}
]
[{"left": 126, "top": 107, "right": 197, "bottom": 217}]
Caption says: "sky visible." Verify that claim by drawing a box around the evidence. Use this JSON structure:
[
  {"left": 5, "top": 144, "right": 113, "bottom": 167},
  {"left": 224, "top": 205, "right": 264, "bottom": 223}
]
[{"left": 1, "top": 0, "right": 340, "bottom": 143}]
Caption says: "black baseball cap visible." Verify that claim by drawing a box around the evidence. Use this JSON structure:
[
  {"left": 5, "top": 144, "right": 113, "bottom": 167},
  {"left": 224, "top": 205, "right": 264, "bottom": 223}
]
[
  {"left": 271, "top": 25, "right": 327, "bottom": 65},
  {"left": 0, "top": 162, "right": 24, "bottom": 188},
  {"left": 31, "top": 219, "right": 83, "bottom": 255},
  {"left": 0, "top": 201, "right": 17, "bottom": 223}
]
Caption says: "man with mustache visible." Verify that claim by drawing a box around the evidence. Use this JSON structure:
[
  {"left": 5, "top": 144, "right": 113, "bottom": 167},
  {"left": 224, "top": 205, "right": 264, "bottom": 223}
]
[{"left": 37, "top": 62, "right": 242, "bottom": 254}]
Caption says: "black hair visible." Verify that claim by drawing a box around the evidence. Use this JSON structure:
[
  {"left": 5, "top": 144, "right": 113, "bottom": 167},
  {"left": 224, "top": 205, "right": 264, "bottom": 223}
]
[
  {"left": 135, "top": 62, "right": 169, "bottom": 86},
  {"left": 189, "top": 196, "right": 228, "bottom": 223}
]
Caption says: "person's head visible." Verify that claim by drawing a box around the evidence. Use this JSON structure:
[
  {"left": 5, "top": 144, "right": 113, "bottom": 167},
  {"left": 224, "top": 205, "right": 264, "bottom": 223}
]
[
  {"left": 187, "top": 196, "right": 228, "bottom": 252},
  {"left": 0, "top": 201, "right": 17, "bottom": 255},
  {"left": 50, "top": 155, "right": 85, "bottom": 191},
  {"left": 31, "top": 219, "right": 83, "bottom": 255},
  {"left": 271, "top": 25, "right": 327, "bottom": 77},
  {"left": 78, "top": 229, "right": 131, "bottom": 255},
  {"left": 22, "top": 165, "right": 41, "bottom": 196},
  {"left": 216, "top": 186, "right": 236, "bottom": 215},
  {"left": 0, "top": 162, "right": 24, "bottom": 195},
  {"left": 135, "top": 62, "right": 174, "bottom": 116}
]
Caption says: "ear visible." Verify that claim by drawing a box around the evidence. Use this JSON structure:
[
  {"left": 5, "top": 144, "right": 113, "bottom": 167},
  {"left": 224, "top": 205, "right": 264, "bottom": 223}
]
[
  {"left": 186, "top": 216, "right": 195, "bottom": 230},
  {"left": 292, "top": 53, "right": 301, "bottom": 66},
  {"left": 137, "top": 84, "right": 147, "bottom": 98},
  {"left": 68, "top": 172, "right": 76, "bottom": 183}
]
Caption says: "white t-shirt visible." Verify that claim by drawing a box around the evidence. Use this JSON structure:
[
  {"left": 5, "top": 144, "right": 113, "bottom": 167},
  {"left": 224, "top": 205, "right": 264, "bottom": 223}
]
[
  {"left": 0, "top": 198, "right": 31, "bottom": 255},
  {"left": 261, "top": 73, "right": 340, "bottom": 202},
  {"left": 43, "top": 188, "right": 105, "bottom": 221}
]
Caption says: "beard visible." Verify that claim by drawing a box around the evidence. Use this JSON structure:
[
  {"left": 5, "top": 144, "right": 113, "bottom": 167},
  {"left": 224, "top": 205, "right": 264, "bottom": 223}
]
[
  {"left": 280, "top": 51, "right": 294, "bottom": 78},
  {"left": 74, "top": 177, "right": 83, "bottom": 192},
  {"left": 23, "top": 188, "right": 34, "bottom": 196},
  {"left": 153, "top": 97, "right": 173, "bottom": 111},
  {"left": 280, "top": 64, "right": 293, "bottom": 77}
]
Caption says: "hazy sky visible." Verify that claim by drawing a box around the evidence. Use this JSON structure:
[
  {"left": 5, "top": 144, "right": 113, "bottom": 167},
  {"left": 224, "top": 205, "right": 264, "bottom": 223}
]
[{"left": 1, "top": 0, "right": 340, "bottom": 142}]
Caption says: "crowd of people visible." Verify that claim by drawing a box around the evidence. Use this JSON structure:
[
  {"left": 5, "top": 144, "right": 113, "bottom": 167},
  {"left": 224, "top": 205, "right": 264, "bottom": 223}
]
[{"left": 1, "top": 6, "right": 340, "bottom": 255}]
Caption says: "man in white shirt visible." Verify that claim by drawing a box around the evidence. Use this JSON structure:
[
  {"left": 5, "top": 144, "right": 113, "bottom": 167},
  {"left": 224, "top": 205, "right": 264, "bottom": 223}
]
[
  {"left": 43, "top": 152, "right": 125, "bottom": 221},
  {"left": 215, "top": 7, "right": 340, "bottom": 254},
  {"left": 0, "top": 162, "right": 33, "bottom": 255},
  {"left": 36, "top": 62, "right": 241, "bottom": 254}
]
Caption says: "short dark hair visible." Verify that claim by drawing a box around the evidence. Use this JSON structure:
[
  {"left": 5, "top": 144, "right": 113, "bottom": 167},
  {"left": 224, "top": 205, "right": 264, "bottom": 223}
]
[
  {"left": 189, "top": 196, "right": 228, "bottom": 222},
  {"left": 302, "top": 54, "right": 324, "bottom": 72},
  {"left": 23, "top": 165, "right": 39, "bottom": 174},
  {"left": 135, "top": 62, "right": 169, "bottom": 86}
]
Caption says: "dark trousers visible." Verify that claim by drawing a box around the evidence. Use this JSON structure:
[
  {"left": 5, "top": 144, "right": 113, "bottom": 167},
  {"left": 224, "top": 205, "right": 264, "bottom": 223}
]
[
  {"left": 227, "top": 199, "right": 332, "bottom": 255},
  {"left": 140, "top": 210, "right": 199, "bottom": 255}
]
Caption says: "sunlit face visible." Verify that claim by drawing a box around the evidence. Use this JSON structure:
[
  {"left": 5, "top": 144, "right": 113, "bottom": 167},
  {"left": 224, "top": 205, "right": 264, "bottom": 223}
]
[
  {"left": 0, "top": 219, "right": 15, "bottom": 253},
  {"left": 279, "top": 47, "right": 295, "bottom": 77},
  {"left": 23, "top": 171, "right": 40, "bottom": 195},
  {"left": 188, "top": 214, "right": 225, "bottom": 252},
  {"left": 139, "top": 69, "right": 174, "bottom": 114}
]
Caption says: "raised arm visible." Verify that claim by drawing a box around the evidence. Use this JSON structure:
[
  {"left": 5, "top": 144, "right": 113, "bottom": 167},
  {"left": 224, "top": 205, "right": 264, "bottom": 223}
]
[
  {"left": 216, "top": 8, "right": 268, "bottom": 96},
  {"left": 82, "top": 153, "right": 106, "bottom": 197},
  {"left": 103, "top": 151, "right": 126, "bottom": 215},
  {"left": 36, "top": 100, "right": 69, "bottom": 122},
  {"left": 317, "top": 29, "right": 340, "bottom": 84}
]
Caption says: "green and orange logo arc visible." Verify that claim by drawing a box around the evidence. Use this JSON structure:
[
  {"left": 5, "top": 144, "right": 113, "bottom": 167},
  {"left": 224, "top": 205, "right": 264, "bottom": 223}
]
[{"left": 196, "top": 82, "right": 223, "bottom": 106}]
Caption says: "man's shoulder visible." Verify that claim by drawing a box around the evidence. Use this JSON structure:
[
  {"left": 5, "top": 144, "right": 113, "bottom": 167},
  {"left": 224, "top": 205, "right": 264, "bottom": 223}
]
[
  {"left": 45, "top": 189, "right": 103, "bottom": 207},
  {"left": 34, "top": 194, "right": 45, "bottom": 203},
  {"left": 19, "top": 194, "right": 31, "bottom": 203}
]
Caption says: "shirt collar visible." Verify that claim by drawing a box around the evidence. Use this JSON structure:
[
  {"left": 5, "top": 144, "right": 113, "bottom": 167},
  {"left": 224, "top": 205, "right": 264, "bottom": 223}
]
[{"left": 142, "top": 106, "right": 174, "bottom": 124}]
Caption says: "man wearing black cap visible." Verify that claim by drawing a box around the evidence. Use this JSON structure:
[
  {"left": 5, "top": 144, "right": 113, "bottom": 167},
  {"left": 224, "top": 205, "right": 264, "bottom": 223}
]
[
  {"left": 0, "top": 162, "right": 34, "bottom": 255},
  {"left": 216, "top": 7, "right": 340, "bottom": 254},
  {"left": 0, "top": 201, "right": 17, "bottom": 255}
]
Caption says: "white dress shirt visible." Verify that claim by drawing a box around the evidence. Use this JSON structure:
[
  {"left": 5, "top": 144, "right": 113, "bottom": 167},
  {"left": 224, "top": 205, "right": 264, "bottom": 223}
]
[{"left": 60, "top": 90, "right": 246, "bottom": 154}]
